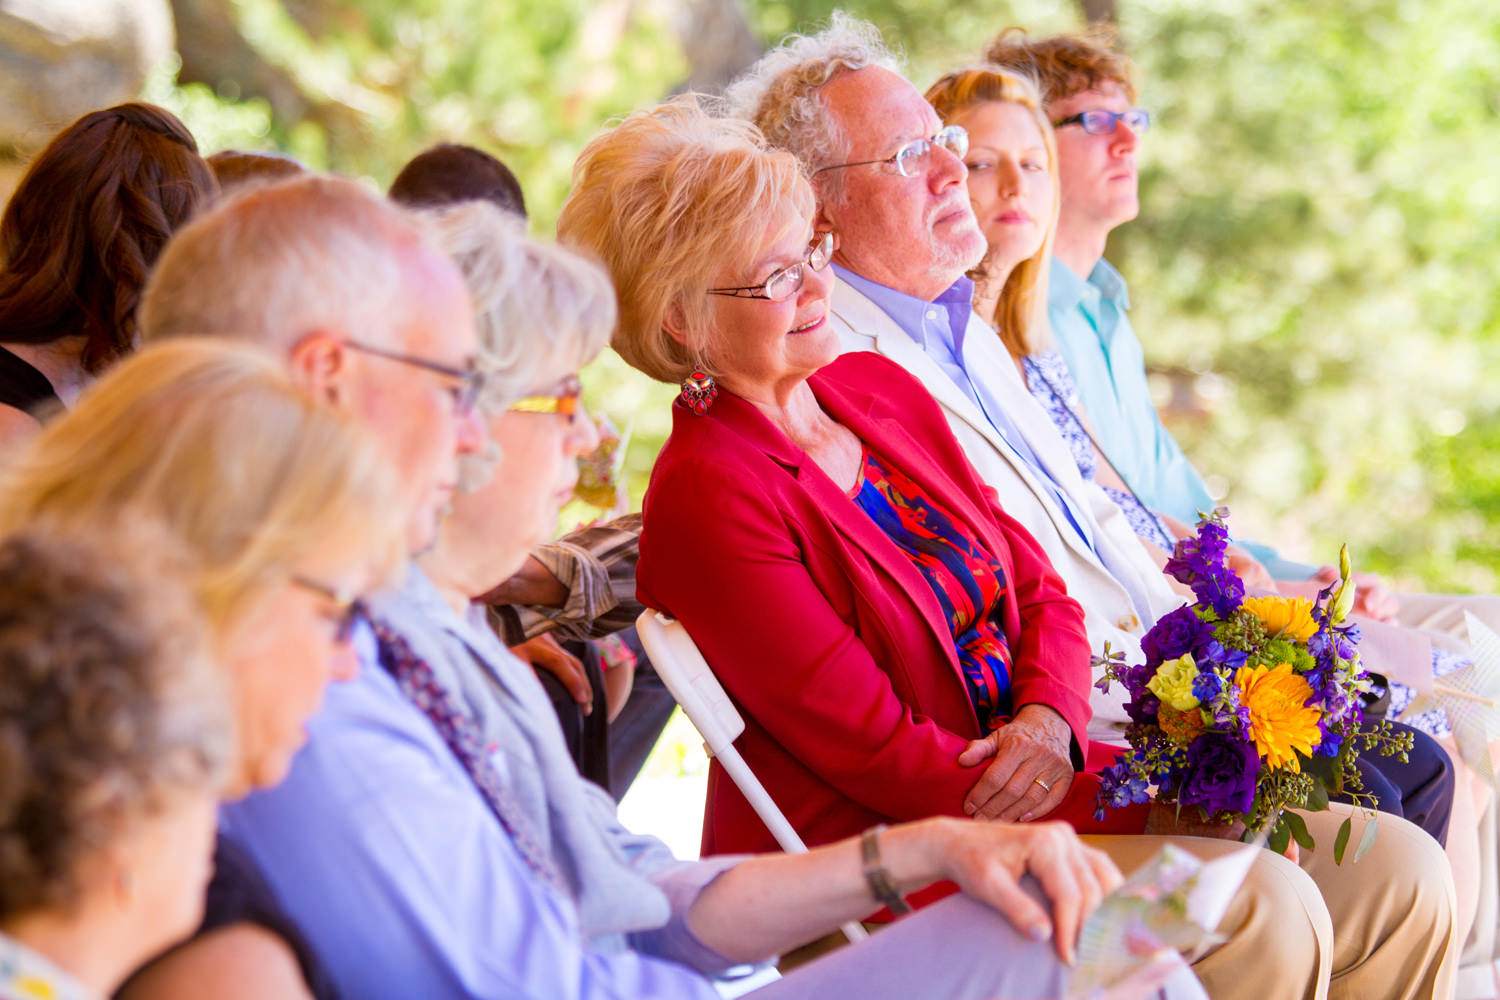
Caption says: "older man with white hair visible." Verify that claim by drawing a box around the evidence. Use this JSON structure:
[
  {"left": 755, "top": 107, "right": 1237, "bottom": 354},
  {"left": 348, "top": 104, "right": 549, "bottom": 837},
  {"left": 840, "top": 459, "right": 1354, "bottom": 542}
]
[
  {"left": 119, "top": 173, "right": 490, "bottom": 1000},
  {"left": 727, "top": 14, "right": 1456, "bottom": 1000}
]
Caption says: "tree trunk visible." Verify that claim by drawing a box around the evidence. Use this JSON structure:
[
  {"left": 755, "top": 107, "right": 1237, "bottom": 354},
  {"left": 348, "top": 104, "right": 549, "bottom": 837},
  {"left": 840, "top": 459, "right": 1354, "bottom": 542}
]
[
  {"left": 667, "top": 0, "right": 762, "bottom": 96},
  {"left": 1078, "top": 0, "right": 1119, "bottom": 25}
]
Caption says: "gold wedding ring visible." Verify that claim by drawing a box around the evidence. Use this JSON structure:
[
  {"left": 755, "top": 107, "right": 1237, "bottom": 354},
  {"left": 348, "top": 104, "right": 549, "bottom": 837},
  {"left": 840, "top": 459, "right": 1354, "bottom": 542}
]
[{"left": 1033, "top": 777, "right": 1052, "bottom": 793}]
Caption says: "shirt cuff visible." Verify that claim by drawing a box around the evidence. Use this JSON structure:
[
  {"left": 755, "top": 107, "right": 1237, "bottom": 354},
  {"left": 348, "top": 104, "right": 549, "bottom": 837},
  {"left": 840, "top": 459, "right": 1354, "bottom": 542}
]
[
  {"left": 521, "top": 541, "right": 620, "bottom": 636},
  {"left": 627, "top": 856, "right": 754, "bottom": 974}
]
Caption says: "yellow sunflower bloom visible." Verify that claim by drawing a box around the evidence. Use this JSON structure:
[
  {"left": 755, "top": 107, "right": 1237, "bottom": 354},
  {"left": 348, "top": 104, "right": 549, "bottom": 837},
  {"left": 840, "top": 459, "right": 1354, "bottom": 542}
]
[
  {"left": 1234, "top": 662, "right": 1322, "bottom": 771},
  {"left": 1241, "top": 595, "right": 1319, "bottom": 643}
]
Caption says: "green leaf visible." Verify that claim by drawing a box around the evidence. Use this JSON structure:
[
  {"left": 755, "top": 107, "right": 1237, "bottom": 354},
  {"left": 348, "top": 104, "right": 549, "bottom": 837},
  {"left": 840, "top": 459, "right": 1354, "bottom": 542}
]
[
  {"left": 1268, "top": 818, "right": 1292, "bottom": 855},
  {"left": 1333, "top": 816, "right": 1353, "bottom": 864},
  {"left": 1283, "top": 810, "right": 1316, "bottom": 850},
  {"left": 1304, "top": 781, "right": 1331, "bottom": 813},
  {"left": 1354, "top": 814, "right": 1380, "bottom": 862}
]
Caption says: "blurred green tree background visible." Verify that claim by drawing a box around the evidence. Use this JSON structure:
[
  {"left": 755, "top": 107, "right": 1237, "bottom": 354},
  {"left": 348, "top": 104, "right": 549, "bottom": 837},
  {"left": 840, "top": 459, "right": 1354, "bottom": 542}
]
[{"left": 147, "top": 0, "right": 1500, "bottom": 592}]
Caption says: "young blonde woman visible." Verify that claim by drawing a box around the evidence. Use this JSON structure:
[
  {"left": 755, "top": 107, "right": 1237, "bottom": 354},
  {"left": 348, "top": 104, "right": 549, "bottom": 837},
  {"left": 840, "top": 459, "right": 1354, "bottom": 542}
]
[{"left": 0, "top": 338, "right": 407, "bottom": 998}]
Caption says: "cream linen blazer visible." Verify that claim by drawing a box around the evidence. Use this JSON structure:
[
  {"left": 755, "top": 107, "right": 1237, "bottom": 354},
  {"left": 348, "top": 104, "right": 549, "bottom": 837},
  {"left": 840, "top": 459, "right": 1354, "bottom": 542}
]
[{"left": 830, "top": 279, "right": 1186, "bottom": 741}]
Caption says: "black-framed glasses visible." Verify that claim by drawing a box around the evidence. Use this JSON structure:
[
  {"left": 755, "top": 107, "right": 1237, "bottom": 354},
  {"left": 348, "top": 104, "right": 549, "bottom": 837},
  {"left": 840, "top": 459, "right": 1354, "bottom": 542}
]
[
  {"left": 707, "top": 231, "right": 835, "bottom": 302},
  {"left": 1052, "top": 109, "right": 1151, "bottom": 136},
  {"left": 291, "top": 575, "right": 368, "bottom": 643},
  {"left": 813, "top": 125, "right": 969, "bottom": 179},
  {"left": 343, "top": 339, "right": 486, "bottom": 417},
  {"left": 508, "top": 374, "right": 584, "bottom": 426}
]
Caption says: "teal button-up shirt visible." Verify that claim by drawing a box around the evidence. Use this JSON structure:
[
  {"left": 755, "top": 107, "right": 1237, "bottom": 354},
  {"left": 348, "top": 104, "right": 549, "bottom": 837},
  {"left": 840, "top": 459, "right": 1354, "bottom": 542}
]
[{"left": 1047, "top": 256, "right": 1316, "bottom": 579}]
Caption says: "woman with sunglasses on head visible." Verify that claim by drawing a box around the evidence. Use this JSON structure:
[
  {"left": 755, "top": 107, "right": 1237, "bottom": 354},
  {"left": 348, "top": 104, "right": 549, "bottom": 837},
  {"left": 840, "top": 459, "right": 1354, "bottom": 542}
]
[{"left": 0, "top": 338, "right": 406, "bottom": 1000}]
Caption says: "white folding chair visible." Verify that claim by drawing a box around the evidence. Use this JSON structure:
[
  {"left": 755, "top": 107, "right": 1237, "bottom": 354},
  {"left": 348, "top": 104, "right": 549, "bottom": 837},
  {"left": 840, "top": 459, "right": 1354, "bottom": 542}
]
[{"left": 636, "top": 609, "right": 868, "bottom": 944}]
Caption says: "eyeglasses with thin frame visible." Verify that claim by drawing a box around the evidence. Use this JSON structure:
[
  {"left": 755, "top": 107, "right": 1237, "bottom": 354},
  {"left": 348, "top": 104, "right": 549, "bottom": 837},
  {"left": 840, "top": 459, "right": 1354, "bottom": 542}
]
[
  {"left": 508, "top": 374, "right": 584, "bottom": 427},
  {"left": 342, "top": 339, "right": 486, "bottom": 417},
  {"left": 1052, "top": 109, "right": 1151, "bottom": 136},
  {"left": 813, "top": 125, "right": 970, "bottom": 180},
  {"left": 706, "top": 231, "right": 835, "bottom": 303},
  {"left": 291, "top": 575, "right": 368, "bottom": 644}
]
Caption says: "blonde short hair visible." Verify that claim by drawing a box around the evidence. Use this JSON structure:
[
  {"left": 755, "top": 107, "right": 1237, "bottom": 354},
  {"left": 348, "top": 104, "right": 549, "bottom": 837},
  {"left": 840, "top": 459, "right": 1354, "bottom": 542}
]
[
  {"left": 138, "top": 173, "right": 445, "bottom": 355},
  {"left": 722, "top": 12, "right": 900, "bottom": 197},
  {"left": 557, "top": 96, "right": 814, "bottom": 384},
  {"left": 0, "top": 339, "right": 406, "bottom": 630},
  {"left": 424, "top": 200, "right": 614, "bottom": 489},
  {"left": 925, "top": 66, "right": 1059, "bottom": 359}
]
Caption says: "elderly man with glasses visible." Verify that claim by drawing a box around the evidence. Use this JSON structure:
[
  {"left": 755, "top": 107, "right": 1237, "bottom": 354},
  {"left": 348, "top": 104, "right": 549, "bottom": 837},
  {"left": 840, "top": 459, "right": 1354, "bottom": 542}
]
[
  {"left": 124, "top": 174, "right": 489, "bottom": 998},
  {"left": 727, "top": 14, "right": 1456, "bottom": 1000}
]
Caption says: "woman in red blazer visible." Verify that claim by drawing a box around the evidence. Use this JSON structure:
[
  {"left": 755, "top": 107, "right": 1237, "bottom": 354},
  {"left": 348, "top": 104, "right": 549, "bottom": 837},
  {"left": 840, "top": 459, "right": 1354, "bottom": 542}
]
[{"left": 559, "top": 100, "right": 1147, "bottom": 871}]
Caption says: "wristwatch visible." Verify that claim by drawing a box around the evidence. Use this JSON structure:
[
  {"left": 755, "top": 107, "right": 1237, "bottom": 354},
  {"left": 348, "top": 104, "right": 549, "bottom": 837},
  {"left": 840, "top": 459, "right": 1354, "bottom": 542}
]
[{"left": 860, "top": 824, "right": 912, "bottom": 915}]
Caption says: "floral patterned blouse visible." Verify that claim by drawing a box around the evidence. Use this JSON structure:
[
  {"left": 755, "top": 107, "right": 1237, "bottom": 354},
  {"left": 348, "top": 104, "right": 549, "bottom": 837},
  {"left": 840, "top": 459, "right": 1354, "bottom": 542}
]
[
  {"left": 0, "top": 934, "right": 97, "bottom": 1000},
  {"left": 850, "top": 446, "right": 1014, "bottom": 731},
  {"left": 1023, "top": 350, "right": 1177, "bottom": 551}
]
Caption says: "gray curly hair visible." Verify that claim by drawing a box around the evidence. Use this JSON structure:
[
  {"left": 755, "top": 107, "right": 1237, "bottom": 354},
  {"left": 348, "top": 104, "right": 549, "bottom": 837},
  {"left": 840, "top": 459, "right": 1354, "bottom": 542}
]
[{"left": 722, "top": 12, "right": 901, "bottom": 200}]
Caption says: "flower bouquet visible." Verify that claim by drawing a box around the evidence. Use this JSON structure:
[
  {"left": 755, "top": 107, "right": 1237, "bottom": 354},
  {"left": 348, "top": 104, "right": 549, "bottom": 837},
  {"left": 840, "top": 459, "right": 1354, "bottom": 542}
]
[
  {"left": 572, "top": 414, "right": 630, "bottom": 512},
  {"left": 1094, "top": 509, "right": 1413, "bottom": 858}
]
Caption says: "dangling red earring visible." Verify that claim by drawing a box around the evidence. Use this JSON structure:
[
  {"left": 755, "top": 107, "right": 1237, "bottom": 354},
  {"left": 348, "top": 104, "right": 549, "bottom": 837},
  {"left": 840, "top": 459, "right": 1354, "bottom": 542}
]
[{"left": 679, "top": 367, "right": 717, "bottom": 415}]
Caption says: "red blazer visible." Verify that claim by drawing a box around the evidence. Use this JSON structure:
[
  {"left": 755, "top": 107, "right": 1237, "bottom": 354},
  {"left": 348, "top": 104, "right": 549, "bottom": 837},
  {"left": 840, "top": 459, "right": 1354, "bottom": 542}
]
[{"left": 639, "top": 353, "right": 1136, "bottom": 858}]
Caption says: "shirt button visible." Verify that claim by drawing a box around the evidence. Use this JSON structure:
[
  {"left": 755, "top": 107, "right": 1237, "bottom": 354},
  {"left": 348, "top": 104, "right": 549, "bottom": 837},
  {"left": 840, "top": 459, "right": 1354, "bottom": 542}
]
[
  {"left": 925, "top": 309, "right": 938, "bottom": 320},
  {"left": 1116, "top": 615, "right": 1140, "bottom": 631}
]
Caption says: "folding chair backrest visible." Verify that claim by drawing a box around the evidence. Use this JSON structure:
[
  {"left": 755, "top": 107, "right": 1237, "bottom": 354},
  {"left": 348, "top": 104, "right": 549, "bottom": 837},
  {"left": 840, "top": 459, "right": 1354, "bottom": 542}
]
[
  {"left": 635, "top": 609, "right": 869, "bottom": 942},
  {"left": 635, "top": 609, "right": 745, "bottom": 754}
]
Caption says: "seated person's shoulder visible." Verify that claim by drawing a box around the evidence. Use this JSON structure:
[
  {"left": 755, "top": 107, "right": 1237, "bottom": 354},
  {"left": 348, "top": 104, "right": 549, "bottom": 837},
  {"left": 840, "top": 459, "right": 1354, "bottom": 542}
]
[
  {"left": 117, "top": 923, "right": 313, "bottom": 1000},
  {"left": 822, "top": 352, "right": 950, "bottom": 425},
  {"left": 0, "top": 403, "right": 43, "bottom": 450}
]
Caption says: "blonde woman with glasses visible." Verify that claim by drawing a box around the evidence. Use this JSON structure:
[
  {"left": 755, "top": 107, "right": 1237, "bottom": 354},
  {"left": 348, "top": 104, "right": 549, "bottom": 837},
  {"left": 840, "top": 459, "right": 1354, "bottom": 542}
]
[{"left": 0, "top": 337, "right": 406, "bottom": 1000}]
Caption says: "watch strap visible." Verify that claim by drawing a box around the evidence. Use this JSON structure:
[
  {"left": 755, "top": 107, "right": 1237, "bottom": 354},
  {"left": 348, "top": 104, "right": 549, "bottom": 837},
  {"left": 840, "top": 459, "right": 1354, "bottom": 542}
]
[{"left": 859, "top": 824, "right": 912, "bottom": 916}]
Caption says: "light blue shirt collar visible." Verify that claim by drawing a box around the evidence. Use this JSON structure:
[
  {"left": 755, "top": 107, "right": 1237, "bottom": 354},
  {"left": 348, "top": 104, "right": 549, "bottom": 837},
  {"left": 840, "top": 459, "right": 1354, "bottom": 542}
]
[
  {"left": 1049, "top": 256, "right": 1130, "bottom": 313},
  {"left": 833, "top": 264, "right": 976, "bottom": 355}
]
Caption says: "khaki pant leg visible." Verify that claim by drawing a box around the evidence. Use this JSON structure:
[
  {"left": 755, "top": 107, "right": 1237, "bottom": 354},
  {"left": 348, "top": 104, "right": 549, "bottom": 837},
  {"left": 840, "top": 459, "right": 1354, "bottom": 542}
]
[
  {"left": 1297, "top": 805, "right": 1458, "bottom": 1000},
  {"left": 1452, "top": 741, "right": 1500, "bottom": 1000},
  {"left": 1085, "top": 834, "right": 1331, "bottom": 1000}
]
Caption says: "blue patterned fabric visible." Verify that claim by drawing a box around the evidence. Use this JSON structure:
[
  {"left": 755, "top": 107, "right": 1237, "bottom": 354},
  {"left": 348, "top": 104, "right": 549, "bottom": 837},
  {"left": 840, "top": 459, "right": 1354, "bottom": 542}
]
[{"left": 1023, "top": 351, "right": 1175, "bottom": 551}]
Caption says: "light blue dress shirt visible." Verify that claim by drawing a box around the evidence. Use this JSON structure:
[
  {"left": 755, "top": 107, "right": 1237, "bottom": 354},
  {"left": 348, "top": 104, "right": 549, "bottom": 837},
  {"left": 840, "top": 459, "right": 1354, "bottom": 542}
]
[
  {"left": 1047, "top": 257, "right": 1317, "bottom": 579},
  {"left": 834, "top": 265, "right": 1096, "bottom": 553},
  {"left": 218, "top": 565, "right": 740, "bottom": 1000}
]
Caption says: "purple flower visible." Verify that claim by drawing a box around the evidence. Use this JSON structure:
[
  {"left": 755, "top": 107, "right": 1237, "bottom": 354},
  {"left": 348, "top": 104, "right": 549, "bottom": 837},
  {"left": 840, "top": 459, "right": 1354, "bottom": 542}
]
[
  {"left": 1094, "top": 757, "right": 1152, "bottom": 821},
  {"left": 1191, "top": 670, "right": 1223, "bottom": 704},
  {"left": 1163, "top": 512, "right": 1246, "bottom": 618},
  {"left": 1193, "top": 639, "right": 1248, "bottom": 671},
  {"left": 1142, "top": 605, "right": 1213, "bottom": 667},
  {"left": 1125, "top": 691, "right": 1161, "bottom": 725},
  {"left": 1178, "top": 732, "right": 1259, "bottom": 817}
]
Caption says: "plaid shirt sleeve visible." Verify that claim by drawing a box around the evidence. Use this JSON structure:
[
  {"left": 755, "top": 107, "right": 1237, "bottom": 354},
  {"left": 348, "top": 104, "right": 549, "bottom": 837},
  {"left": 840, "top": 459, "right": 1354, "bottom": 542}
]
[{"left": 499, "top": 513, "right": 643, "bottom": 644}]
